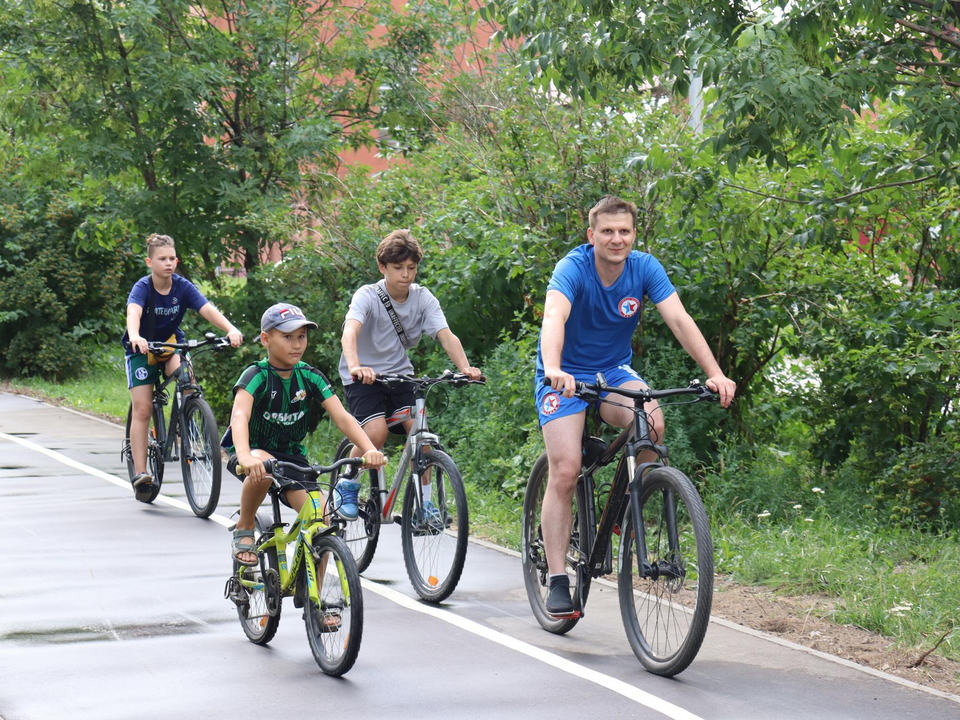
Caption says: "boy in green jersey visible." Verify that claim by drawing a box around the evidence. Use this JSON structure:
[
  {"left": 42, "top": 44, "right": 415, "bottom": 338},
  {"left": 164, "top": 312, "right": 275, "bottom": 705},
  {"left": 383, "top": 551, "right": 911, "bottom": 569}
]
[{"left": 225, "top": 302, "right": 385, "bottom": 565}]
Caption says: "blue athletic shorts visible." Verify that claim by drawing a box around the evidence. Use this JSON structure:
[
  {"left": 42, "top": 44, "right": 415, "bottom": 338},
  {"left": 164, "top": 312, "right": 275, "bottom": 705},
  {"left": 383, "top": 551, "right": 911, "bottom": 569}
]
[{"left": 534, "top": 364, "right": 646, "bottom": 426}]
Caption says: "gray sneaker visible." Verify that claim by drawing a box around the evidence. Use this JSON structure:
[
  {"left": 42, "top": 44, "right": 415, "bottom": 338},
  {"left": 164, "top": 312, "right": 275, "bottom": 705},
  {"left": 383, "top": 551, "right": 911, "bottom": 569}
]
[{"left": 132, "top": 472, "right": 156, "bottom": 502}]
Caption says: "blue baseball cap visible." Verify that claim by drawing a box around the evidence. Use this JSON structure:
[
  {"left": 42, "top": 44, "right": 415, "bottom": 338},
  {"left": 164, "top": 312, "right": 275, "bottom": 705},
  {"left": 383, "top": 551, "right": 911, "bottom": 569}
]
[{"left": 260, "top": 303, "right": 318, "bottom": 333}]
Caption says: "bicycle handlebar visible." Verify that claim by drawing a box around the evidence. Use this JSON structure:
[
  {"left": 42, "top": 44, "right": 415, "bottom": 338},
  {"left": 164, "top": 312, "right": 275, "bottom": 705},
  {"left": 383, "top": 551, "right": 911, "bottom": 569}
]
[
  {"left": 541, "top": 374, "right": 717, "bottom": 403},
  {"left": 372, "top": 369, "right": 486, "bottom": 389},
  {"left": 236, "top": 456, "right": 363, "bottom": 479},
  {"left": 145, "top": 333, "right": 233, "bottom": 354}
]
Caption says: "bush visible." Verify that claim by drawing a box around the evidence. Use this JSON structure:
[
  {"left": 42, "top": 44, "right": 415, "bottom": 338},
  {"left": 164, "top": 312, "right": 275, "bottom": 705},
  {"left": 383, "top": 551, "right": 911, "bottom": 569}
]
[{"left": 0, "top": 187, "right": 139, "bottom": 379}]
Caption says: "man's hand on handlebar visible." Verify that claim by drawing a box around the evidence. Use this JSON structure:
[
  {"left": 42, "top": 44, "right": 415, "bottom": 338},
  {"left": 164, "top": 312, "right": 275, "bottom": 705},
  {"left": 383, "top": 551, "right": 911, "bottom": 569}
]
[
  {"left": 544, "top": 367, "right": 577, "bottom": 399},
  {"left": 129, "top": 334, "right": 149, "bottom": 355},
  {"left": 705, "top": 374, "right": 737, "bottom": 409}
]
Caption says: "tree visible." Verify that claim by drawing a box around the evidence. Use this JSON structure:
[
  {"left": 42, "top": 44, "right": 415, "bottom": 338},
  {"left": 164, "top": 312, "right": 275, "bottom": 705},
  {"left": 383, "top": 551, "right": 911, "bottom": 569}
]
[
  {"left": 484, "top": 1, "right": 960, "bottom": 183},
  {"left": 0, "top": 0, "right": 464, "bottom": 277}
]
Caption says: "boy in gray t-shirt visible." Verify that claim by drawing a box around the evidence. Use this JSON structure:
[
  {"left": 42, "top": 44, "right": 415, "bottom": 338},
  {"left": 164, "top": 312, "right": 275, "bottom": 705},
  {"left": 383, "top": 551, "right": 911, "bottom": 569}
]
[{"left": 335, "top": 229, "right": 481, "bottom": 518}]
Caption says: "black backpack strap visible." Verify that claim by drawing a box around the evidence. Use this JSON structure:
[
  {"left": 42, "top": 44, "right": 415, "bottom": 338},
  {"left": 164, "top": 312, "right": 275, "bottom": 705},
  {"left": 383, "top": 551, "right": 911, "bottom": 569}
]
[{"left": 375, "top": 284, "right": 410, "bottom": 348}]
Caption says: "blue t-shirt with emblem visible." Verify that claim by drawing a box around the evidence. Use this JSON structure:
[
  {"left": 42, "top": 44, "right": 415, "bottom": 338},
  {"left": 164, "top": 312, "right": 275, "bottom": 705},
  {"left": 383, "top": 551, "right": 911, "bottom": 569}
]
[
  {"left": 122, "top": 274, "right": 209, "bottom": 351},
  {"left": 536, "top": 245, "right": 676, "bottom": 375}
]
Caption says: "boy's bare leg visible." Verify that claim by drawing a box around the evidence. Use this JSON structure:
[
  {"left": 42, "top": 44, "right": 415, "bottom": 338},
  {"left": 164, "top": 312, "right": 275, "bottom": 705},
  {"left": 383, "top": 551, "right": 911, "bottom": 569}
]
[
  {"left": 235, "top": 449, "right": 276, "bottom": 564},
  {"left": 129, "top": 384, "right": 154, "bottom": 475}
]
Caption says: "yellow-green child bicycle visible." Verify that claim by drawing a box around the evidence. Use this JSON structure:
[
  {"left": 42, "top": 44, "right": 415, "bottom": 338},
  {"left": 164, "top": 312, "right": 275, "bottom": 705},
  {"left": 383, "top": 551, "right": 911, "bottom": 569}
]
[{"left": 225, "top": 456, "right": 364, "bottom": 676}]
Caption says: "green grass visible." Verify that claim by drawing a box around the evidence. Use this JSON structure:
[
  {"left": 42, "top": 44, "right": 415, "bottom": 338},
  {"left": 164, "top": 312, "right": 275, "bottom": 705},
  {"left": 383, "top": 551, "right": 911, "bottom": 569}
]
[
  {"left": 3, "top": 365, "right": 130, "bottom": 422},
  {"left": 714, "top": 511, "right": 960, "bottom": 661}
]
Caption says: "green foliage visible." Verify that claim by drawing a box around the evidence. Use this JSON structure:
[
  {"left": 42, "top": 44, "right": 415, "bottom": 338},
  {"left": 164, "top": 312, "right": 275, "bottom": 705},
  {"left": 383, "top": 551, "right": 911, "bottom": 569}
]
[
  {"left": 0, "top": 174, "right": 139, "bottom": 379},
  {"left": 486, "top": 1, "right": 960, "bottom": 177},
  {"left": 0, "top": 0, "right": 467, "bottom": 276}
]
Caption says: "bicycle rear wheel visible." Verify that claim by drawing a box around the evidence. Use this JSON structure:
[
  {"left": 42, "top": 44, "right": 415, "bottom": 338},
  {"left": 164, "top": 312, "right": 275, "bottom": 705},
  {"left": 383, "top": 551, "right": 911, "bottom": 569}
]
[
  {"left": 618, "top": 466, "right": 713, "bottom": 677},
  {"left": 400, "top": 449, "right": 468, "bottom": 603},
  {"left": 180, "top": 397, "right": 222, "bottom": 518},
  {"left": 521, "top": 452, "right": 589, "bottom": 634},
  {"left": 124, "top": 402, "right": 164, "bottom": 503},
  {"left": 334, "top": 437, "right": 381, "bottom": 572},
  {"left": 236, "top": 524, "right": 282, "bottom": 645},
  {"left": 303, "top": 535, "right": 363, "bottom": 677}
]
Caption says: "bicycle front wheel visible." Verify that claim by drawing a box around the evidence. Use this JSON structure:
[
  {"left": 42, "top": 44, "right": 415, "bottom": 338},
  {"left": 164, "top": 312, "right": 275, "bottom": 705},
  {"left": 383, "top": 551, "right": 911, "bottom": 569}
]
[
  {"left": 400, "top": 449, "right": 468, "bottom": 603},
  {"left": 618, "top": 466, "right": 714, "bottom": 677},
  {"left": 303, "top": 535, "right": 363, "bottom": 677},
  {"left": 180, "top": 397, "right": 222, "bottom": 518},
  {"left": 521, "top": 452, "right": 588, "bottom": 635},
  {"left": 334, "top": 437, "right": 381, "bottom": 572},
  {"left": 124, "top": 402, "right": 164, "bottom": 503}
]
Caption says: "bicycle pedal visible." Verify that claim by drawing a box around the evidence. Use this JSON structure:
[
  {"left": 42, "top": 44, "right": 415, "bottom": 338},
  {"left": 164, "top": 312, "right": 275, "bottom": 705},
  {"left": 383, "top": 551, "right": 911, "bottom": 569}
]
[{"left": 549, "top": 610, "right": 581, "bottom": 620}]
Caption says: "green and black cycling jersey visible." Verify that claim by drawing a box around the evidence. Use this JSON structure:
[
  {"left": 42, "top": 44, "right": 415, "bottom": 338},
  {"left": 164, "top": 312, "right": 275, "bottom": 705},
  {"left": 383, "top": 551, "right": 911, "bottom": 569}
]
[{"left": 232, "top": 359, "right": 334, "bottom": 457}]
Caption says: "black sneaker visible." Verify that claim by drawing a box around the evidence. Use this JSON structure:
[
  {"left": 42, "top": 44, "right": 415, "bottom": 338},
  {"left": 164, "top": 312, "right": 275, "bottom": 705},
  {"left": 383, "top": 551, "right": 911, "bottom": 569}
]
[
  {"left": 545, "top": 579, "right": 575, "bottom": 616},
  {"left": 132, "top": 472, "right": 156, "bottom": 502}
]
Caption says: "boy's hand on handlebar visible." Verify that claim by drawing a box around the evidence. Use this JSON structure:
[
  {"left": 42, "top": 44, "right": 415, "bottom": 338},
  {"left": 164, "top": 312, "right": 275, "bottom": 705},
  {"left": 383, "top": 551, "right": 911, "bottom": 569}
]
[
  {"left": 129, "top": 334, "right": 149, "bottom": 355},
  {"left": 459, "top": 366, "right": 483, "bottom": 381},
  {"left": 544, "top": 367, "right": 577, "bottom": 398},
  {"left": 237, "top": 453, "right": 267, "bottom": 484},
  {"left": 350, "top": 365, "right": 377, "bottom": 385},
  {"left": 360, "top": 449, "right": 386, "bottom": 470},
  {"left": 226, "top": 327, "right": 244, "bottom": 347},
  {"left": 706, "top": 374, "right": 737, "bottom": 408}
]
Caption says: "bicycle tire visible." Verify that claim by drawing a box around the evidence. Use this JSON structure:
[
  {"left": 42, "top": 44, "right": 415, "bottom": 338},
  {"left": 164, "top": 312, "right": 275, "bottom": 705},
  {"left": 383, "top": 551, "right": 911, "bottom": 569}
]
[
  {"left": 303, "top": 535, "right": 364, "bottom": 677},
  {"left": 521, "top": 452, "right": 589, "bottom": 634},
  {"left": 400, "top": 449, "right": 468, "bottom": 603},
  {"left": 334, "top": 437, "right": 381, "bottom": 572},
  {"left": 124, "top": 403, "right": 164, "bottom": 503},
  {"left": 237, "top": 525, "right": 282, "bottom": 646},
  {"left": 618, "top": 466, "right": 713, "bottom": 677},
  {"left": 179, "top": 397, "right": 222, "bottom": 518}
]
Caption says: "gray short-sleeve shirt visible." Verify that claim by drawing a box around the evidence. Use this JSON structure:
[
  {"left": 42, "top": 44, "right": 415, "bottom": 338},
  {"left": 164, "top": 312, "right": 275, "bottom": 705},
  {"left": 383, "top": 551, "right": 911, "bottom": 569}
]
[{"left": 338, "top": 280, "right": 449, "bottom": 385}]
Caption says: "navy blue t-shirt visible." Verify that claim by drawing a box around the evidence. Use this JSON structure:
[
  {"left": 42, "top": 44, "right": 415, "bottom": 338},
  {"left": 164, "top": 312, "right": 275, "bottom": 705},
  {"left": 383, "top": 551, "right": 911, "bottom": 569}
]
[
  {"left": 122, "top": 274, "right": 208, "bottom": 351},
  {"left": 535, "top": 245, "right": 676, "bottom": 375}
]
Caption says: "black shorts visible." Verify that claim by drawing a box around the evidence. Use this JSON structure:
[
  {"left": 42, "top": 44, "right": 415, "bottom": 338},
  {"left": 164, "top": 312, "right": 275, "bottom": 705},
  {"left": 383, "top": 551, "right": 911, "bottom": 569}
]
[
  {"left": 227, "top": 449, "right": 313, "bottom": 508},
  {"left": 343, "top": 380, "right": 415, "bottom": 435}
]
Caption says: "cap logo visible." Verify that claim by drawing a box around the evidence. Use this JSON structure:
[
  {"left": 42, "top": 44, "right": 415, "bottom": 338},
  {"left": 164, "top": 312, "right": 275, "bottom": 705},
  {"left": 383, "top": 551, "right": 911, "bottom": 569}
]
[{"left": 279, "top": 306, "right": 305, "bottom": 320}]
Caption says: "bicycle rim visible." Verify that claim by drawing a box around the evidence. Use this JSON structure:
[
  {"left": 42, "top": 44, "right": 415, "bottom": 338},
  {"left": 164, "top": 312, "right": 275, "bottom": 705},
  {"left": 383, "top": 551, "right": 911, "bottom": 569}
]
[
  {"left": 238, "top": 544, "right": 281, "bottom": 645},
  {"left": 618, "top": 466, "right": 713, "bottom": 677},
  {"left": 304, "top": 536, "right": 363, "bottom": 676},
  {"left": 400, "top": 450, "right": 468, "bottom": 603},
  {"left": 180, "top": 398, "right": 221, "bottom": 518},
  {"left": 521, "top": 453, "right": 585, "bottom": 634}
]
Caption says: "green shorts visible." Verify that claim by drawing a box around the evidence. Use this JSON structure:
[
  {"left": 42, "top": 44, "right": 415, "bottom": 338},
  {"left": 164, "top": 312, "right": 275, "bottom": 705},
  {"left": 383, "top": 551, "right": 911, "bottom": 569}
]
[{"left": 124, "top": 353, "right": 176, "bottom": 388}]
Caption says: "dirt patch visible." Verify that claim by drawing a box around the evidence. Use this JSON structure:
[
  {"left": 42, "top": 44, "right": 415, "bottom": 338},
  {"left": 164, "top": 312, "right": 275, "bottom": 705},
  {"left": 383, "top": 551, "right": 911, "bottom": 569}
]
[
  {"left": 712, "top": 577, "right": 960, "bottom": 697},
  {"left": 0, "top": 383, "right": 124, "bottom": 426}
]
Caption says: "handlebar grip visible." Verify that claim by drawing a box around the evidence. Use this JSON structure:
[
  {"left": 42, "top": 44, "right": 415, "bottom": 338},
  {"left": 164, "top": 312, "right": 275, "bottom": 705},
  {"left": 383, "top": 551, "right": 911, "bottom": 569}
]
[{"left": 235, "top": 458, "right": 275, "bottom": 476}]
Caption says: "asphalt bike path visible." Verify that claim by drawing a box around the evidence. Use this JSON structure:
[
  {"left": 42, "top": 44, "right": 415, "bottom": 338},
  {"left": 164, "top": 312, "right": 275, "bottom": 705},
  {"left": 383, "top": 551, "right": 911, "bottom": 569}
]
[{"left": 1, "top": 392, "right": 957, "bottom": 719}]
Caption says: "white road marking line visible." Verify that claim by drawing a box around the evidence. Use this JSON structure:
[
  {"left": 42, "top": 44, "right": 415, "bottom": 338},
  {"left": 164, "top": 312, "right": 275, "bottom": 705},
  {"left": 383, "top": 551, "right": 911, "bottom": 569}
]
[
  {"left": 358, "top": 579, "right": 703, "bottom": 720},
  {"left": 1, "top": 429, "right": 703, "bottom": 720}
]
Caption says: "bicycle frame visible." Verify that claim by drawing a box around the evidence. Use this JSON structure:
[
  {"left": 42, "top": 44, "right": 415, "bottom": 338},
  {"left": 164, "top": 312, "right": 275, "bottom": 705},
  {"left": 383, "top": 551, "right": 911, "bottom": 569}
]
[
  {"left": 149, "top": 353, "right": 203, "bottom": 463},
  {"left": 365, "top": 392, "right": 441, "bottom": 525},
  {"left": 572, "top": 391, "right": 681, "bottom": 615},
  {"left": 239, "top": 488, "right": 351, "bottom": 610}
]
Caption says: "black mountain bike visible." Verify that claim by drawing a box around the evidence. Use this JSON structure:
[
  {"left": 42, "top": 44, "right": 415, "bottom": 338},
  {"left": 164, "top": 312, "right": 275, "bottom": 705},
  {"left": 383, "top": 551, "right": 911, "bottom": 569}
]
[
  {"left": 121, "top": 333, "right": 231, "bottom": 517},
  {"left": 523, "top": 375, "right": 716, "bottom": 677}
]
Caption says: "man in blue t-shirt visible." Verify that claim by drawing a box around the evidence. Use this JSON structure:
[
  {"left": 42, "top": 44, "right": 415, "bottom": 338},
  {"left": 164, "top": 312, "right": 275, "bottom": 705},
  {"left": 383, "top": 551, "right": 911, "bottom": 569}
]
[
  {"left": 122, "top": 233, "right": 243, "bottom": 501},
  {"left": 536, "top": 196, "right": 736, "bottom": 616}
]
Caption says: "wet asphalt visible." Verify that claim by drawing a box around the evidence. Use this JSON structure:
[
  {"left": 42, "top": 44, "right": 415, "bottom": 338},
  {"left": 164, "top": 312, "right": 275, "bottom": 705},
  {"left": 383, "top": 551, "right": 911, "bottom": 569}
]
[{"left": 1, "top": 391, "right": 958, "bottom": 720}]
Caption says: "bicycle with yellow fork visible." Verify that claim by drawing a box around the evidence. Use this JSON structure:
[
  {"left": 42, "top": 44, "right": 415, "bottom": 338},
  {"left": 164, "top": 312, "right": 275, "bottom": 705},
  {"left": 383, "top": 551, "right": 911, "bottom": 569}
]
[{"left": 224, "top": 456, "right": 364, "bottom": 677}]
